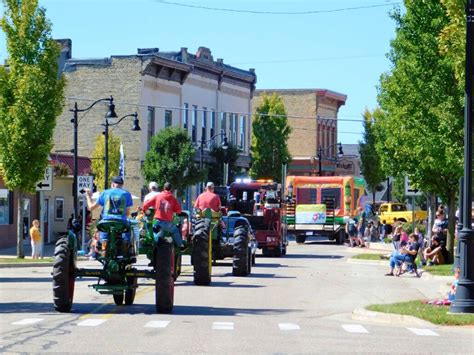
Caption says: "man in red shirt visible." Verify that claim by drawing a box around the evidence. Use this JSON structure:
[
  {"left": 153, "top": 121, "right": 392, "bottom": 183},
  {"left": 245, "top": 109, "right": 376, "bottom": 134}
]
[
  {"left": 142, "top": 182, "right": 184, "bottom": 249},
  {"left": 195, "top": 182, "right": 222, "bottom": 212}
]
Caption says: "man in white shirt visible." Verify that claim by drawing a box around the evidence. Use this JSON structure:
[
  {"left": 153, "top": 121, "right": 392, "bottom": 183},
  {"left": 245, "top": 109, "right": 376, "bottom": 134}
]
[{"left": 144, "top": 181, "right": 159, "bottom": 202}]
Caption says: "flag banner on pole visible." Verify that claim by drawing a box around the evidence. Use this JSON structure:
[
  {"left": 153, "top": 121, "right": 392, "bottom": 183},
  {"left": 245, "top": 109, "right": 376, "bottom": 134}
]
[{"left": 119, "top": 143, "right": 125, "bottom": 181}]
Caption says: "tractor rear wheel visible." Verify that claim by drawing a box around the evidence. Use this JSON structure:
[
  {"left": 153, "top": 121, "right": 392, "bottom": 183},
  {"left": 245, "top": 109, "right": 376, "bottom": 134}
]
[
  {"left": 52, "top": 237, "right": 75, "bottom": 312},
  {"left": 125, "top": 276, "right": 137, "bottom": 305},
  {"left": 155, "top": 241, "right": 174, "bottom": 313},
  {"left": 232, "top": 226, "right": 249, "bottom": 276},
  {"left": 193, "top": 219, "right": 212, "bottom": 285}
]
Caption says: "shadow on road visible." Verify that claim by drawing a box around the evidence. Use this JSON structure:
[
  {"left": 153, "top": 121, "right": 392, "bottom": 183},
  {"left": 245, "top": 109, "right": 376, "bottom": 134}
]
[
  {"left": 0, "top": 301, "right": 302, "bottom": 317},
  {"left": 172, "top": 305, "right": 301, "bottom": 316}
]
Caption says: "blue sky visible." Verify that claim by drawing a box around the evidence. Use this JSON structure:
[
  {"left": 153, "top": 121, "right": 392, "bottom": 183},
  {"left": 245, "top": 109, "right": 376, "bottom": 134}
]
[{"left": 0, "top": 0, "right": 399, "bottom": 144}]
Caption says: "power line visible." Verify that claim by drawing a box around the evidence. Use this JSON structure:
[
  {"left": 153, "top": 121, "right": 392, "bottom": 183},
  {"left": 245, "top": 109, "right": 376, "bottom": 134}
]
[
  {"left": 229, "top": 54, "right": 384, "bottom": 66},
  {"left": 152, "top": 0, "right": 400, "bottom": 15}
]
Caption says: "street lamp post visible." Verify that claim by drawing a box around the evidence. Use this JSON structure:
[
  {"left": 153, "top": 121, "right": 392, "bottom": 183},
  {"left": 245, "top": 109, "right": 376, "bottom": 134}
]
[
  {"left": 317, "top": 142, "right": 344, "bottom": 176},
  {"left": 199, "top": 129, "right": 229, "bottom": 191},
  {"left": 70, "top": 96, "right": 116, "bottom": 218},
  {"left": 450, "top": 1, "right": 474, "bottom": 314},
  {"left": 102, "top": 112, "right": 141, "bottom": 189}
]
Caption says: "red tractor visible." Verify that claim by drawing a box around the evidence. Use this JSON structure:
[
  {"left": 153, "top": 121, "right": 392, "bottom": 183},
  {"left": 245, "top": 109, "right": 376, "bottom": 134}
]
[{"left": 227, "top": 179, "right": 287, "bottom": 257}]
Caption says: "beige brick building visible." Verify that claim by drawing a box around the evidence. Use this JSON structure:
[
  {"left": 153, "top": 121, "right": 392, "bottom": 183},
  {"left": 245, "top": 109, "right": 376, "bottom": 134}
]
[
  {"left": 252, "top": 89, "right": 347, "bottom": 176},
  {"left": 53, "top": 41, "right": 256, "bottom": 208}
]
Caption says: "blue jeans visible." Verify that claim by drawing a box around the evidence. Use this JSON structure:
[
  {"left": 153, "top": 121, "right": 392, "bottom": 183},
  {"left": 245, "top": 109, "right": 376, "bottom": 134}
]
[
  {"left": 153, "top": 220, "right": 183, "bottom": 247},
  {"left": 389, "top": 254, "right": 411, "bottom": 269},
  {"left": 99, "top": 231, "right": 131, "bottom": 243}
]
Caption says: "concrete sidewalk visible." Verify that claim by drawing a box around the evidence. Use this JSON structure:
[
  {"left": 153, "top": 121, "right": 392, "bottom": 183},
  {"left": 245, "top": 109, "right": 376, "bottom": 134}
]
[{"left": 0, "top": 242, "right": 56, "bottom": 258}]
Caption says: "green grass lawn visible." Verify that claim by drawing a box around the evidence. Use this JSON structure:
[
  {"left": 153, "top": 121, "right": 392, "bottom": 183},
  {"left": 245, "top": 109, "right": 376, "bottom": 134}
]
[
  {"left": 0, "top": 257, "right": 53, "bottom": 263},
  {"left": 352, "top": 253, "right": 386, "bottom": 260},
  {"left": 367, "top": 300, "right": 474, "bottom": 326},
  {"left": 422, "top": 263, "right": 455, "bottom": 276}
]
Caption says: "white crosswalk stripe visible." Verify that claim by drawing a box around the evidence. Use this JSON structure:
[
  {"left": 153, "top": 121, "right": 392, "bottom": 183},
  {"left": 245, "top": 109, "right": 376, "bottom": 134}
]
[
  {"left": 341, "top": 324, "right": 369, "bottom": 334},
  {"left": 11, "top": 318, "right": 43, "bottom": 325},
  {"left": 279, "top": 323, "right": 300, "bottom": 331},
  {"left": 77, "top": 319, "right": 107, "bottom": 327},
  {"left": 407, "top": 327, "right": 439, "bottom": 336},
  {"left": 212, "top": 322, "right": 234, "bottom": 330},
  {"left": 145, "top": 320, "right": 170, "bottom": 328}
]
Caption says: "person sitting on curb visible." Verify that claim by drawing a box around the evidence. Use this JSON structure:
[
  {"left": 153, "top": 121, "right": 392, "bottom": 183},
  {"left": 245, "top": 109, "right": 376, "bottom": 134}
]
[
  {"left": 385, "top": 233, "right": 421, "bottom": 277},
  {"left": 422, "top": 235, "right": 449, "bottom": 266},
  {"left": 346, "top": 217, "right": 359, "bottom": 247}
]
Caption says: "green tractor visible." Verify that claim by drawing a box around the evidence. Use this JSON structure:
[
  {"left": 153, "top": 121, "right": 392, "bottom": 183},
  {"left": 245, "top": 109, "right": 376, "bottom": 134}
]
[
  {"left": 52, "top": 214, "right": 178, "bottom": 314},
  {"left": 189, "top": 208, "right": 257, "bottom": 286}
]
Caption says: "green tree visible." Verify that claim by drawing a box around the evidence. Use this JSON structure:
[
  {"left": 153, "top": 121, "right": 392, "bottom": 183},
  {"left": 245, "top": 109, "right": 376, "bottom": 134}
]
[
  {"left": 359, "top": 108, "right": 386, "bottom": 205},
  {"left": 0, "top": 0, "right": 64, "bottom": 258},
  {"left": 250, "top": 93, "right": 291, "bottom": 181},
  {"left": 143, "top": 127, "right": 200, "bottom": 196},
  {"left": 208, "top": 143, "right": 239, "bottom": 186},
  {"left": 90, "top": 133, "right": 121, "bottom": 190},
  {"left": 375, "top": 0, "right": 464, "bottom": 258}
]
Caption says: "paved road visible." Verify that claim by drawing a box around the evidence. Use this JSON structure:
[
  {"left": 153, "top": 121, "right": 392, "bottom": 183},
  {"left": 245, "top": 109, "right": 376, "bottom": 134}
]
[{"left": 0, "top": 240, "right": 472, "bottom": 354}]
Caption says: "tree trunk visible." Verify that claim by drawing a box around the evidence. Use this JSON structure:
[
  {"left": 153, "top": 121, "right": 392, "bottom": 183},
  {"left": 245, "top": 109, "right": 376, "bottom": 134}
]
[
  {"left": 427, "top": 193, "right": 436, "bottom": 239},
  {"left": 447, "top": 189, "right": 456, "bottom": 262},
  {"left": 16, "top": 190, "right": 24, "bottom": 258}
]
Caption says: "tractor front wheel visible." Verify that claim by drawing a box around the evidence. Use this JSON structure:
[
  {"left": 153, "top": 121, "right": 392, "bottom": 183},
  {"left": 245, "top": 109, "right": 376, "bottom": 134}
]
[
  {"left": 52, "top": 237, "right": 75, "bottom": 312},
  {"left": 113, "top": 293, "right": 124, "bottom": 305},
  {"left": 125, "top": 276, "right": 137, "bottom": 305},
  {"left": 155, "top": 241, "right": 175, "bottom": 313}
]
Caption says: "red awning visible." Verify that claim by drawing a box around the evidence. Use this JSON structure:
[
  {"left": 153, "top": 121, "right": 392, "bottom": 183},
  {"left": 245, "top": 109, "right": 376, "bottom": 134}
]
[{"left": 49, "top": 153, "right": 91, "bottom": 176}]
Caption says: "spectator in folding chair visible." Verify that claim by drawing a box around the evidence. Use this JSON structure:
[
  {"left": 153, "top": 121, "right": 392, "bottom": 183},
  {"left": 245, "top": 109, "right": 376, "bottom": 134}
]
[{"left": 385, "top": 233, "right": 421, "bottom": 277}]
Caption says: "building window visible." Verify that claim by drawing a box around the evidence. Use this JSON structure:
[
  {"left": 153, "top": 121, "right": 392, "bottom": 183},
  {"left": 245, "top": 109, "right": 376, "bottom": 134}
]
[
  {"left": 220, "top": 112, "right": 227, "bottom": 134},
  {"left": 229, "top": 114, "right": 234, "bottom": 143},
  {"left": 233, "top": 114, "right": 238, "bottom": 144},
  {"left": 210, "top": 110, "right": 216, "bottom": 140},
  {"left": 183, "top": 103, "right": 188, "bottom": 130},
  {"left": 0, "top": 189, "right": 10, "bottom": 225},
  {"left": 192, "top": 105, "right": 197, "bottom": 143},
  {"left": 165, "top": 110, "right": 172, "bottom": 128},
  {"left": 201, "top": 107, "right": 207, "bottom": 143},
  {"left": 55, "top": 197, "right": 64, "bottom": 220},
  {"left": 239, "top": 115, "right": 246, "bottom": 150},
  {"left": 147, "top": 107, "right": 155, "bottom": 149}
]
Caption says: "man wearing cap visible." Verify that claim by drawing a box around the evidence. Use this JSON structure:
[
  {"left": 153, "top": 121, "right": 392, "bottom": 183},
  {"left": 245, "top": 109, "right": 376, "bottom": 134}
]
[
  {"left": 85, "top": 176, "right": 134, "bottom": 253},
  {"left": 194, "top": 182, "right": 221, "bottom": 212},
  {"left": 142, "top": 182, "right": 184, "bottom": 249},
  {"left": 144, "top": 181, "right": 159, "bottom": 202}
]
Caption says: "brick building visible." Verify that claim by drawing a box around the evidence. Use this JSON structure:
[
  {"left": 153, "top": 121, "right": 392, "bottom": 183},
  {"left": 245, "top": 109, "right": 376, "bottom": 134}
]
[
  {"left": 252, "top": 89, "right": 347, "bottom": 176},
  {"left": 53, "top": 41, "right": 256, "bottom": 208}
]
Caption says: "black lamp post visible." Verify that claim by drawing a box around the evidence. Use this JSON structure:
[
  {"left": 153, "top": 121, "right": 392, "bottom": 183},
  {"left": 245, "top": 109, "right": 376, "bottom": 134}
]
[
  {"left": 199, "top": 129, "right": 228, "bottom": 191},
  {"left": 317, "top": 142, "right": 343, "bottom": 176},
  {"left": 70, "top": 96, "right": 116, "bottom": 218},
  {"left": 103, "top": 112, "right": 141, "bottom": 189},
  {"left": 450, "top": 0, "right": 474, "bottom": 314}
]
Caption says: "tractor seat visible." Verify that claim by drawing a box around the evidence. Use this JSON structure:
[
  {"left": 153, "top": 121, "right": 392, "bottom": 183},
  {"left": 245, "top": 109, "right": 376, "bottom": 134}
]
[{"left": 96, "top": 219, "right": 131, "bottom": 234}]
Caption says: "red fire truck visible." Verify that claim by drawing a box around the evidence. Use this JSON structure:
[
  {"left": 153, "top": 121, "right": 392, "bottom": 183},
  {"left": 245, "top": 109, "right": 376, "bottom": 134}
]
[{"left": 228, "top": 179, "right": 287, "bottom": 257}]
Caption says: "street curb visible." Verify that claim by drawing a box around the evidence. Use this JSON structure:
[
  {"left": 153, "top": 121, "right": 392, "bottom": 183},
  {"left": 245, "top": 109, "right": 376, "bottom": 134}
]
[
  {"left": 352, "top": 308, "right": 435, "bottom": 327},
  {"left": 347, "top": 258, "right": 387, "bottom": 265},
  {"left": 0, "top": 262, "right": 54, "bottom": 269}
]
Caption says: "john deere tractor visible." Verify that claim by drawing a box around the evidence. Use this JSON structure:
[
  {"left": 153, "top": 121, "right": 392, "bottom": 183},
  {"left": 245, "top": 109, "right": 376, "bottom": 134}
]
[
  {"left": 52, "top": 212, "right": 180, "bottom": 314},
  {"left": 190, "top": 208, "right": 256, "bottom": 285}
]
